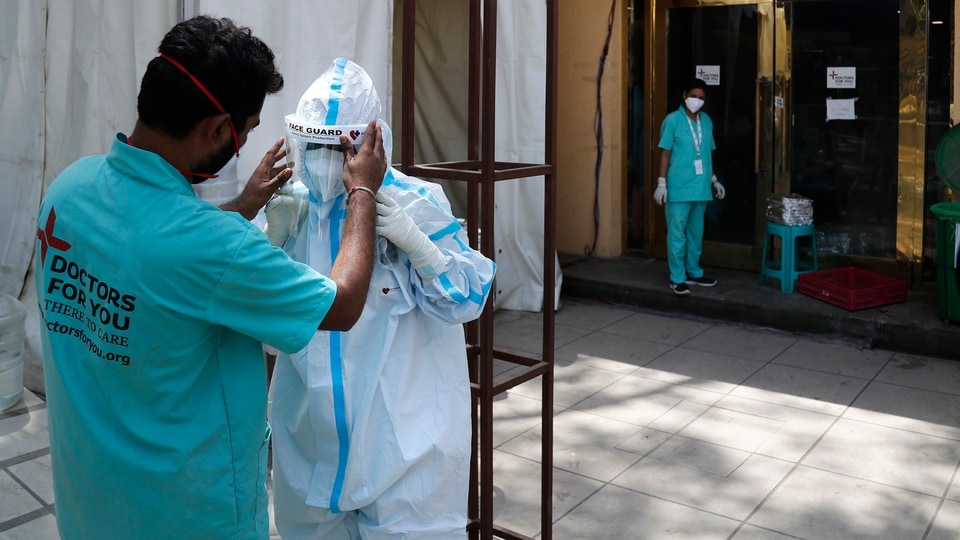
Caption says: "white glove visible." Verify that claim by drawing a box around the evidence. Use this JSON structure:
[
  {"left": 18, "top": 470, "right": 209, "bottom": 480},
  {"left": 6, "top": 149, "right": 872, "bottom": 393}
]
[
  {"left": 375, "top": 191, "right": 447, "bottom": 279},
  {"left": 654, "top": 177, "right": 667, "bottom": 206},
  {"left": 264, "top": 183, "right": 309, "bottom": 247},
  {"left": 711, "top": 175, "right": 726, "bottom": 200}
]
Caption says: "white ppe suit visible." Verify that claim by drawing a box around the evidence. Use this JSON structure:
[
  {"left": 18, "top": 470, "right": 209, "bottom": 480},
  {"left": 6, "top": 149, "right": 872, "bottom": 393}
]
[{"left": 269, "top": 58, "right": 496, "bottom": 540}]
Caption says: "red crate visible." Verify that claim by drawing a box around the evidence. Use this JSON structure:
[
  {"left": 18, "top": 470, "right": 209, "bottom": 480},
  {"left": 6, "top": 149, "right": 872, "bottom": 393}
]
[{"left": 797, "top": 267, "right": 908, "bottom": 311}]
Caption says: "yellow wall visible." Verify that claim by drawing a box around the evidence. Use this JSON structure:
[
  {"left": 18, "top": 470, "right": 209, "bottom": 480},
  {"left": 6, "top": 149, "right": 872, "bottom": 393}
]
[{"left": 556, "top": 1, "right": 629, "bottom": 257}]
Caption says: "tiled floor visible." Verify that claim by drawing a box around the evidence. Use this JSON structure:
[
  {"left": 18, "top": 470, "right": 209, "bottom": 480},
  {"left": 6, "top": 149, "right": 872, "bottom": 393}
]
[{"left": 4, "top": 298, "right": 960, "bottom": 539}]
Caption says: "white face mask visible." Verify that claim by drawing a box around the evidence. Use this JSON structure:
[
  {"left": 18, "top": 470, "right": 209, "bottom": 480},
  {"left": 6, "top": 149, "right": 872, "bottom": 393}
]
[
  {"left": 685, "top": 97, "right": 705, "bottom": 114},
  {"left": 299, "top": 145, "right": 346, "bottom": 202}
]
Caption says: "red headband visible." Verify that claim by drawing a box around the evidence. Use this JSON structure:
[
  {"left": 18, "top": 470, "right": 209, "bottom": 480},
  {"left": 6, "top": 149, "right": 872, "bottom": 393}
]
[{"left": 160, "top": 53, "right": 240, "bottom": 158}]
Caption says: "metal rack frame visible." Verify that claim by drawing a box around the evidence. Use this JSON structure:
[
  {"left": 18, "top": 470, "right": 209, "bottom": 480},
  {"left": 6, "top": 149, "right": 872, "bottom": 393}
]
[{"left": 398, "top": 1, "right": 557, "bottom": 538}]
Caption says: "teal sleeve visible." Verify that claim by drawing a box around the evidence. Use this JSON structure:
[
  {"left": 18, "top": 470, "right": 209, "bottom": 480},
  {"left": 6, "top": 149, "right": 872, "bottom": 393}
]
[
  {"left": 658, "top": 112, "right": 676, "bottom": 151},
  {"left": 207, "top": 228, "right": 336, "bottom": 354}
]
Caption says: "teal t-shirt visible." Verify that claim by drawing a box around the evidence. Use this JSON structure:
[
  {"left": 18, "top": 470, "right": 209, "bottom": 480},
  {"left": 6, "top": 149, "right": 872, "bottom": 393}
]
[
  {"left": 35, "top": 135, "right": 336, "bottom": 539},
  {"left": 658, "top": 106, "right": 716, "bottom": 202}
]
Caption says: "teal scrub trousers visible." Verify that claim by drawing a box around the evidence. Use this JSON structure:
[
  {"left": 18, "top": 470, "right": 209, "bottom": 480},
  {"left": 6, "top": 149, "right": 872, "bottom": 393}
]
[{"left": 665, "top": 200, "right": 708, "bottom": 285}]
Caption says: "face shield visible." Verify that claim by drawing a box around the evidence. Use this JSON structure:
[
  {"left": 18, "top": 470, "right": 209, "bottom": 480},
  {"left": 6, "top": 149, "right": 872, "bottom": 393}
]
[{"left": 285, "top": 57, "right": 390, "bottom": 202}]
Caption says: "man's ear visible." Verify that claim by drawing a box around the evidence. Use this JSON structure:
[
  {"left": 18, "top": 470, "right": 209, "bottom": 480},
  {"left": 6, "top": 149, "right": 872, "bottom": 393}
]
[{"left": 196, "top": 113, "right": 233, "bottom": 148}]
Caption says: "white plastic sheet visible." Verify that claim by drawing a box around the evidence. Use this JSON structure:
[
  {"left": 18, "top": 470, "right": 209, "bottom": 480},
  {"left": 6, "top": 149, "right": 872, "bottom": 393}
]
[
  {"left": 410, "top": 0, "right": 562, "bottom": 311},
  {"left": 0, "top": 1, "right": 46, "bottom": 300}
]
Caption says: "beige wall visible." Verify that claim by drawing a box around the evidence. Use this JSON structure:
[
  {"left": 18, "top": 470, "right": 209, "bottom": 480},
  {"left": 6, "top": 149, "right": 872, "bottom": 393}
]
[{"left": 556, "top": 1, "right": 629, "bottom": 257}]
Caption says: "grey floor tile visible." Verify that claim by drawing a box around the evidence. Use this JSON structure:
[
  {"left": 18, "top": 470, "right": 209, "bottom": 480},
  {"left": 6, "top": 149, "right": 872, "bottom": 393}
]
[
  {"left": 7, "top": 455, "right": 53, "bottom": 505},
  {"left": 491, "top": 391, "right": 557, "bottom": 448},
  {"left": 875, "top": 354, "right": 960, "bottom": 395},
  {"left": 683, "top": 325, "right": 797, "bottom": 362},
  {"left": 845, "top": 381, "right": 960, "bottom": 441},
  {"left": 615, "top": 427, "right": 674, "bottom": 456},
  {"left": 730, "top": 524, "right": 805, "bottom": 539},
  {"left": 492, "top": 359, "right": 524, "bottom": 378},
  {"left": 490, "top": 450, "right": 603, "bottom": 539},
  {"left": 635, "top": 347, "right": 767, "bottom": 394},
  {"left": 748, "top": 466, "right": 940, "bottom": 540},
  {"left": 554, "top": 299, "right": 636, "bottom": 331},
  {"left": 928, "top": 499, "right": 960, "bottom": 540},
  {"left": 555, "top": 331, "right": 673, "bottom": 374},
  {"left": 492, "top": 316, "right": 591, "bottom": 357},
  {"left": 551, "top": 484, "right": 741, "bottom": 540},
  {"left": 492, "top": 309, "right": 525, "bottom": 326},
  {"left": 601, "top": 312, "right": 714, "bottom": 346},
  {"left": 614, "top": 442, "right": 793, "bottom": 521},
  {"left": 675, "top": 406, "right": 786, "bottom": 454},
  {"left": 802, "top": 418, "right": 960, "bottom": 495},
  {"left": 644, "top": 400, "right": 712, "bottom": 434},
  {"left": 572, "top": 374, "right": 724, "bottom": 427},
  {"left": 774, "top": 339, "right": 893, "bottom": 378},
  {"left": 731, "top": 363, "right": 868, "bottom": 416},
  {"left": 712, "top": 395, "right": 837, "bottom": 462},
  {"left": 498, "top": 408, "right": 646, "bottom": 482},
  {"left": 947, "top": 464, "right": 960, "bottom": 502},
  {"left": 0, "top": 472, "right": 43, "bottom": 525},
  {"left": 0, "top": 513, "right": 59, "bottom": 540},
  {"left": 0, "top": 409, "right": 49, "bottom": 463},
  {"left": 14, "top": 390, "right": 44, "bottom": 410},
  {"left": 508, "top": 359, "right": 625, "bottom": 408}
]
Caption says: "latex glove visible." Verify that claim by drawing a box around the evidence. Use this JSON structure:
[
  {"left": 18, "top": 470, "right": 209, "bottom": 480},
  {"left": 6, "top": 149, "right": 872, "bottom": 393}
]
[
  {"left": 711, "top": 175, "right": 726, "bottom": 200},
  {"left": 264, "top": 183, "right": 309, "bottom": 247},
  {"left": 376, "top": 191, "right": 447, "bottom": 279},
  {"left": 654, "top": 177, "right": 667, "bottom": 206}
]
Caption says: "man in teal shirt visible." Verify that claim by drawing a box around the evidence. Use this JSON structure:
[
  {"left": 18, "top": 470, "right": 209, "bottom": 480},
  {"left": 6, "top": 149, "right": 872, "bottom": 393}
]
[
  {"left": 655, "top": 78, "right": 726, "bottom": 295},
  {"left": 35, "top": 16, "right": 386, "bottom": 539}
]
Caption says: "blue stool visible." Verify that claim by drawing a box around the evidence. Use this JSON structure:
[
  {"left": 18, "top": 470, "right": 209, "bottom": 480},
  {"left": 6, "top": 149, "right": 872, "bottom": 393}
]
[{"left": 759, "top": 222, "right": 818, "bottom": 292}]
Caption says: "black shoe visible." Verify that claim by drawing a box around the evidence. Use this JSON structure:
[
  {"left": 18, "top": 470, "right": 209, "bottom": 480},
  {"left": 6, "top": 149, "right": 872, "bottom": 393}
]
[
  {"left": 670, "top": 282, "right": 691, "bottom": 295},
  {"left": 686, "top": 275, "right": 717, "bottom": 287}
]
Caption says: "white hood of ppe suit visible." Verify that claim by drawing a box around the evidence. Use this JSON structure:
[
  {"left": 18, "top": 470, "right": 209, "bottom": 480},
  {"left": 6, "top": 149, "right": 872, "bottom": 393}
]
[
  {"left": 270, "top": 57, "right": 496, "bottom": 539},
  {"left": 284, "top": 57, "right": 391, "bottom": 203}
]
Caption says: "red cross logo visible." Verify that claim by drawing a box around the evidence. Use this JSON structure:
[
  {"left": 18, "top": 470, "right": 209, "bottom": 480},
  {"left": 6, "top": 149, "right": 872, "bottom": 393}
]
[
  {"left": 829, "top": 70, "right": 838, "bottom": 80},
  {"left": 36, "top": 207, "right": 72, "bottom": 265}
]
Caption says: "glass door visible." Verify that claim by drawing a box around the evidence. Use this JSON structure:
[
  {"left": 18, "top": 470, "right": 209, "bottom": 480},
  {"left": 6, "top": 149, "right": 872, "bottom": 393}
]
[
  {"left": 648, "top": 0, "right": 778, "bottom": 269},
  {"left": 789, "top": 0, "right": 900, "bottom": 261}
]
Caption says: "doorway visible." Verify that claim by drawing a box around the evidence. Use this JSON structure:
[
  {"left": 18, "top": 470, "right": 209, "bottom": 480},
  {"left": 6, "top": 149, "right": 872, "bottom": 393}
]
[{"left": 641, "top": 0, "right": 777, "bottom": 269}]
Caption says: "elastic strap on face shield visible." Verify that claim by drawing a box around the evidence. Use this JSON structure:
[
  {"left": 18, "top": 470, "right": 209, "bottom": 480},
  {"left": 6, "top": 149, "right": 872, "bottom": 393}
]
[{"left": 160, "top": 54, "right": 241, "bottom": 158}]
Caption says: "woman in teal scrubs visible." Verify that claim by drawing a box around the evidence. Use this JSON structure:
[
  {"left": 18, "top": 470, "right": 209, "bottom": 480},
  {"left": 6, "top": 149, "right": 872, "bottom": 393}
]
[{"left": 655, "top": 78, "right": 726, "bottom": 295}]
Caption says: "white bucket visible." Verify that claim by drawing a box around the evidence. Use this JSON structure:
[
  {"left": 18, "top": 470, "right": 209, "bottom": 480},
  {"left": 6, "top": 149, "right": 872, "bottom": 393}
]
[{"left": 0, "top": 293, "right": 26, "bottom": 412}]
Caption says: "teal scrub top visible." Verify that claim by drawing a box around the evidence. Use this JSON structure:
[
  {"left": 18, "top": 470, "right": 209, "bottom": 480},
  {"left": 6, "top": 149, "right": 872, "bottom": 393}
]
[
  {"left": 658, "top": 106, "right": 716, "bottom": 202},
  {"left": 35, "top": 135, "right": 336, "bottom": 539}
]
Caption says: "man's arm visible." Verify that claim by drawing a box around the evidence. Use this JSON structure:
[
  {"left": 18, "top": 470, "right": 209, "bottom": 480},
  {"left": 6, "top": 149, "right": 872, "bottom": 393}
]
[{"left": 317, "top": 120, "right": 387, "bottom": 331}]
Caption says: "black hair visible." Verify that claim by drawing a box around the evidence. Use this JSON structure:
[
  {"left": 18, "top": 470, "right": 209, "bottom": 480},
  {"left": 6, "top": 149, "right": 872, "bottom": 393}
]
[
  {"left": 685, "top": 78, "right": 708, "bottom": 94},
  {"left": 137, "top": 15, "right": 283, "bottom": 138}
]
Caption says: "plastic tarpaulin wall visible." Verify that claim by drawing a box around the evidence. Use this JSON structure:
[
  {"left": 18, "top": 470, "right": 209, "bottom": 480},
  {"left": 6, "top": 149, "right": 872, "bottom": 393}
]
[
  {"left": 1, "top": 2, "right": 45, "bottom": 301},
  {"left": 406, "top": 0, "right": 562, "bottom": 311},
  {"left": 3, "top": 0, "right": 176, "bottom": 393},
  {"left": 3, "top": 0, "right": 557, "bottom": 395}
]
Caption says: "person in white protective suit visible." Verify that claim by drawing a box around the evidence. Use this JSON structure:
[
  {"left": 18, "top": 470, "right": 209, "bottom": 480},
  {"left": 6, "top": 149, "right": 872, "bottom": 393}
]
[{"left": 265, "top": 57, "right": 496, "bottom": 540}]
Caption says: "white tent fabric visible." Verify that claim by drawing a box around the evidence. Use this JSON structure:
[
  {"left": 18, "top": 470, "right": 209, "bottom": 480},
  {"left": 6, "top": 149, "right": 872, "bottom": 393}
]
[
  {"left": 408, "top": 0, "right": 562, "bottom": 311},
  {"left": 0, "top": 2, "right": 45, "bottom": 301},
  {"left": 3, "top": 0, "right": 558, "bottom": 395}
]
